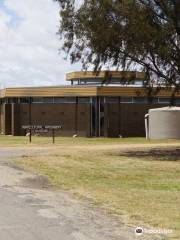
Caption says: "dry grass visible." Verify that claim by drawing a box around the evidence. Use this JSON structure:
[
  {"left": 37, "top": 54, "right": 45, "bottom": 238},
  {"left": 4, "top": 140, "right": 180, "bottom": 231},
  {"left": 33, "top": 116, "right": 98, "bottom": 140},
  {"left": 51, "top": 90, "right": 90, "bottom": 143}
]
[
  {"left": 13, "top": 140, "right": 180, "bottom": 240},
  {"left": 1, "top": 135, "right": 180, "bottom": 147}
]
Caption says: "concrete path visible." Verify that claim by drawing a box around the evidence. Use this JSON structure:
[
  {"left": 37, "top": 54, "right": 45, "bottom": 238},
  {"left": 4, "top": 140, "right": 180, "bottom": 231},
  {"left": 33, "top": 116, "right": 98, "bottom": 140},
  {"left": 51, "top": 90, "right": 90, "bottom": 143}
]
[{"left": 0, "top": 147, "right": 163, "bottom": 240}]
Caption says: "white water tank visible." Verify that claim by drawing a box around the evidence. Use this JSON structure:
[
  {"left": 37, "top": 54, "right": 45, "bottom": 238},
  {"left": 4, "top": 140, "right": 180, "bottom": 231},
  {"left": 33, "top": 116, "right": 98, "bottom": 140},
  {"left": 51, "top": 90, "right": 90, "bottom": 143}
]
[{"left": 147, "top": 106, "right": 180, "bottom": 139}]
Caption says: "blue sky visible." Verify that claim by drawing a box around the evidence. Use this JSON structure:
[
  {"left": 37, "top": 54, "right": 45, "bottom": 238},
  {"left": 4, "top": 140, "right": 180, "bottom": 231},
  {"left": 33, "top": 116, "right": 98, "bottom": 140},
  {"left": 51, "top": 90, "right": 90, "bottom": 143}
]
[
  {"left": 0, "top": 0, "right": 80, "bottom": 88},
  {"left": 0, "top": 0, "right": 21, "bottom": 28}
]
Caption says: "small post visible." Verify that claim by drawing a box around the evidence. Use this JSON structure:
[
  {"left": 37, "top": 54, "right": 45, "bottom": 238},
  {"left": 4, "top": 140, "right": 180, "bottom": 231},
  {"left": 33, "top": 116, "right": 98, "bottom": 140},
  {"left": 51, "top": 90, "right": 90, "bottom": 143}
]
[
  {"left": 29, "top": 128, "right": 32, "bottom": 143},
  {"left": 29, "top": 97, "right": 32, "bottom": 143},
  {"left": 52, "top": 129, "right": 55, "bottom": 144}
]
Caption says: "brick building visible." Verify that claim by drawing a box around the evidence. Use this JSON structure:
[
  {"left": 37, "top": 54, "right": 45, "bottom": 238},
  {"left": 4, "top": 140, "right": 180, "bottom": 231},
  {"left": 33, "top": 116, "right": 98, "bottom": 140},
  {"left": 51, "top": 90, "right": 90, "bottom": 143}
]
[{"left": 0, "top": 71, "right": 178, "bottom": 137}]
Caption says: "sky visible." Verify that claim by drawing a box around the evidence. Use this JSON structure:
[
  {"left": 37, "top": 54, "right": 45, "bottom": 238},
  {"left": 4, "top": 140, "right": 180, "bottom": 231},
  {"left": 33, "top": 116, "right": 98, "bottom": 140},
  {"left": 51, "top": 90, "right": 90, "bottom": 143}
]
[{"left": 0, "top": 0, "right": 80, "bottom": 88}]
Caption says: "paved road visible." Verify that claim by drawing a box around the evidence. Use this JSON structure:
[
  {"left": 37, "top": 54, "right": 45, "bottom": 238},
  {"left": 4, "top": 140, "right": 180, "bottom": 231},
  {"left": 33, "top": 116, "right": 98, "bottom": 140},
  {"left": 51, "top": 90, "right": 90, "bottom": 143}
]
[{"left": 0, "top": 147, "right": 162, "bottom": 240}]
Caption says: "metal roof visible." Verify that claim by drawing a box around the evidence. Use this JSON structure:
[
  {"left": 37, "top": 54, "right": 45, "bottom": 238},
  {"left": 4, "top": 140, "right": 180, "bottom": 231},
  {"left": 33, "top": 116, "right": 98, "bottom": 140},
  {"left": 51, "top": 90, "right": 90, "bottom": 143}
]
[
  {"left": 66, "top": 71, "right": 146, "bottom": 81},
  {"left": 0, "top": 86, "right": 179, "bottom": 98}
]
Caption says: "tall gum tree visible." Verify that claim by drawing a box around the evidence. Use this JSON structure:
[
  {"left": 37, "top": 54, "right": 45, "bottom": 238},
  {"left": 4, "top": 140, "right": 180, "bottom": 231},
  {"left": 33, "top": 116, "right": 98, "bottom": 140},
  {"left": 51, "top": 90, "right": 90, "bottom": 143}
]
[{"left": 56, "top": 0, "right": 180, "bottom": 99}]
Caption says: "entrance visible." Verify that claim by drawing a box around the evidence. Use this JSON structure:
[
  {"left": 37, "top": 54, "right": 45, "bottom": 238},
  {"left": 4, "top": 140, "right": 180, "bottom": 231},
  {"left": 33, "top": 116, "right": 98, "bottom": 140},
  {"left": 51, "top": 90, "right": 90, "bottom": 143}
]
[
  {"left": 91, "top": 97, "right": 105, "bottom": 137},
  {"left": 99, "top": 98, "right": 105, "bottom": 137}
]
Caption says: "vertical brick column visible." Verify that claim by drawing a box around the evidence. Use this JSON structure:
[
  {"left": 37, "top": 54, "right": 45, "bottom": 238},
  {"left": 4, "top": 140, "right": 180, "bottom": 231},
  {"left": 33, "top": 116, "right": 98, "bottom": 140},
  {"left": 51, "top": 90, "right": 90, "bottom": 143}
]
[
  {"left": 11, "top": 104, "right": 21, "bottom": 136},
  {"left": 4, "top": 104, "right": 12, "bottom": 135}
]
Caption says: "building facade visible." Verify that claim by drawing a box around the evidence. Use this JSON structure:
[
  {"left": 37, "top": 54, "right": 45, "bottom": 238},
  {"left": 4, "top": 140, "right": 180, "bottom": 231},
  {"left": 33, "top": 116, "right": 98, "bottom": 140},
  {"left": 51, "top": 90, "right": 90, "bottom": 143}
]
[{"left": 0, "top": 71, "right": 179, "bottom": 137}]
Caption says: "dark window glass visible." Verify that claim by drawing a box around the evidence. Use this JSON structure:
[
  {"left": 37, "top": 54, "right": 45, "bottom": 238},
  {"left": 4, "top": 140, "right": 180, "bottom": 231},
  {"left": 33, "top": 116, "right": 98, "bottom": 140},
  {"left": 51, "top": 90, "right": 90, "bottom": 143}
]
[
  {"left": 78, "top": 97, "right": 91, "bottom": 103},
  {"left": 54, "top": 98, "right": 63, "bottom": 103},
  {"left": 121, "top": 97, "right": 133, "bottom": 103},
  {"left": 20, "top": 98, "right": 29, "bottom": 103},
  {"left": 54, "top": 97, "right": 76, "bottom": 103},
  {"left": 158, "top": 98, "right": 171, "bottom": 103},
  {"left": 150, "top": 98, "right": 158, "bottom": 104},
  {"left": 43, "top": 97, "right": 54, "bottom": 103},
  {"left": 32, "top": 98, "right": 44, "bottom": 103},
  {"left": 0, "top": 99, "right": 6, "bottom": 104},
  {"left": 105, "top": 97, "right": 119, "bottom": 103},
  {"left": 7, "top": 98, "right": 11, "bottom": 103},
  {"left": 133, "top": 97, "right": 148, "bottom": 103},
  {"left": 175, "top": 98, "right": 180, "bottom": 104},
  {"left": 4, "top": 98, "right": 8, "bottom": 104}
]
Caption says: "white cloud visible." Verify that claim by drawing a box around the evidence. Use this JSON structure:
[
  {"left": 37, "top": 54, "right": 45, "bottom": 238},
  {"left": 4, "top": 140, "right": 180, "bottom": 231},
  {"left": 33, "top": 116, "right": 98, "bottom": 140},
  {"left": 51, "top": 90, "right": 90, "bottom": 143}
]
[{"left": 0, "top": 0, "right": 80, "bottom": 88}]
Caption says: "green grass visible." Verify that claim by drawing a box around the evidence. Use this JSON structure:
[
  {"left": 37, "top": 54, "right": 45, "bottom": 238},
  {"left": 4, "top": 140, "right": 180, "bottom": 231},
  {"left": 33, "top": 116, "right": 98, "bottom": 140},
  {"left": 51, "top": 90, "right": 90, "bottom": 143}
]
[
  {"left": 1, "top": 135, "right": 180, "bottom": 146},
  {"left": 13, "top": 141, "right": 180, "bottom": 240}
]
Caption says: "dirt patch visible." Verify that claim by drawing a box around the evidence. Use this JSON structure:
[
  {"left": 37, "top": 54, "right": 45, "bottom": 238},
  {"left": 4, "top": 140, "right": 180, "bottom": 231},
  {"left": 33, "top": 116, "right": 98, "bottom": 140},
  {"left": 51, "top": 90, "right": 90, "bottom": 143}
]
[
  {"left": 116, "top": 147, "right": 180, "bottom": 161},
  {"left": 21, "top": 175, "right": 55, "bottom": 190}
]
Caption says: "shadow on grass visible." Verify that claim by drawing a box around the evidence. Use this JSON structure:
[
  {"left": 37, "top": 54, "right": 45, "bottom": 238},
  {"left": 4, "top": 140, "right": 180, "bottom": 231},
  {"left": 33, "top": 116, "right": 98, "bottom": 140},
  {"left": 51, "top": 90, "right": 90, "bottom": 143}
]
[{"left": 115, "top": 148, "right": 180, "bottom": 161}]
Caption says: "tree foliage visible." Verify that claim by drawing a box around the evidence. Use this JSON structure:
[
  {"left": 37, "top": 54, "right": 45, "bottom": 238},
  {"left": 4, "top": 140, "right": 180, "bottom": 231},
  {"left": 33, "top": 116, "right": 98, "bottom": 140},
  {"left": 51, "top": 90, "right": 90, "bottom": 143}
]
[{"left": 56, "top": 0, "right": 180, "bottom": 93}]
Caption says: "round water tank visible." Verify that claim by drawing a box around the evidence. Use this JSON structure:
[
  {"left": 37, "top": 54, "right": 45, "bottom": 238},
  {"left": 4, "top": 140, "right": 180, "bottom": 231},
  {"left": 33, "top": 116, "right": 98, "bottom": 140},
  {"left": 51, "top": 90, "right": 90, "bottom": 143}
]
[{"left": 148, "top": 106, "right": 180, "bottom": 139}]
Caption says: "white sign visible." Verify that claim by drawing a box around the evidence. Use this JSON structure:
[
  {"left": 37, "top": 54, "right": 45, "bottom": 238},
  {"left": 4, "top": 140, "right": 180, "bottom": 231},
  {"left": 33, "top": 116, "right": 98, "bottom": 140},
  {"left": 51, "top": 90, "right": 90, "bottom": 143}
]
[{"left": 22, "top": 125, "right": 62, "bottom": 130}]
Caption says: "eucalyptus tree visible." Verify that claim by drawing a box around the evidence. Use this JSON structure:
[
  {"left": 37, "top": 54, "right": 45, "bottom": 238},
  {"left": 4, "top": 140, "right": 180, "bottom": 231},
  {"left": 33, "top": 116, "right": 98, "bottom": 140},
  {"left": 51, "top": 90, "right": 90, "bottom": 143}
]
[{"left": 56, "top": 0, "right": 180, "bottom": 96}]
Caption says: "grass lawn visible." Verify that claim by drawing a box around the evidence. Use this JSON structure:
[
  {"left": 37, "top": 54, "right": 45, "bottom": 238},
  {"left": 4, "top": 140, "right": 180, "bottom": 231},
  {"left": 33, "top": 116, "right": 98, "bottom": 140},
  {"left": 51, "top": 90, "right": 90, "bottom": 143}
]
[
  {"left": 1, "top": 134, "right": 180, "bottom": 146},
  {"left": 2, "top": 135, "right": 179, "bottom": 239}
]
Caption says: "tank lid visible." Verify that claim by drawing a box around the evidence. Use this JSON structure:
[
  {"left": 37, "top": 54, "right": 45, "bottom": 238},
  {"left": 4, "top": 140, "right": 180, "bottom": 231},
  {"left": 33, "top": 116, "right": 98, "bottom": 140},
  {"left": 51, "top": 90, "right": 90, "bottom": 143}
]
[{"left": 149, "top": 106, "right": 180, "bottom": 112}]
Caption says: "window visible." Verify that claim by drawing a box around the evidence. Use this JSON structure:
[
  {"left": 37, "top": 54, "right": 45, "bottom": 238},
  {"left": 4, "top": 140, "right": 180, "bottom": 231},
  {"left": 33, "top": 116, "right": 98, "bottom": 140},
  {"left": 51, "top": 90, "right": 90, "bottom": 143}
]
[
  {"left": 32, "top": 98, "right": 44, "bottom": 103},
  {"left": 54, "top": 97, "right": 76, "bottom": 103},
  {"left": 4, "top": 98, "right": 9, "bottom": 104},
  {"left": 78, "top": 97, "right": 91, "bottom": 103},
  {"left": 158, "top": 98, "right": 171, "bottom": 104},
  {"left": 43, "top": 97, "right": 54, "bottom": 103},
  {"left": 175, "top": 98, "right": 180, "bottom": 104},
  {"left": 133, "top": 97, "right": 148, "bottom": 103},
  {"left": 150, "top": 98, "right": 158, "bottom": 104},
  {"left": 105, "top": 97, "right": 119, "bottom": 103},
  {"left": 7, "top": 98, "right": 19, "bottom": 103},
  {"left": 134, "top": 80, "right": 144, "bottom": 86},
  {"left": 20, "top": 98, "right": 29, "bottom": 103},
  {"left": 121, "top": 97, "right": 133, "bottom": 103}
]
